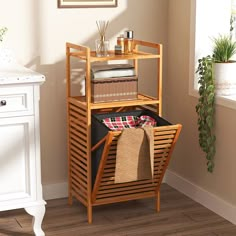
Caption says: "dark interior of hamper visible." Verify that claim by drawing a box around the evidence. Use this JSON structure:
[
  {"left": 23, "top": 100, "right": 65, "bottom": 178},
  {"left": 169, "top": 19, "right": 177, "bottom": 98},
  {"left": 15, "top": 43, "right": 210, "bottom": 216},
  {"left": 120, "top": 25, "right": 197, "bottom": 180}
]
[
  {"left": 91, "top": 76, "right": 138, "bottom": 103},
  {"left": 91, "top": 109, "right": 171, "bottom": 187}
]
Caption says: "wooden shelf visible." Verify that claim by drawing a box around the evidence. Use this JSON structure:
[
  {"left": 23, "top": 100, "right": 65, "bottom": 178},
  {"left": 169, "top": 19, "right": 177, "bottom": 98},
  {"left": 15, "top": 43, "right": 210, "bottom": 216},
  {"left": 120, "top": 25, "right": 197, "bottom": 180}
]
[
  {"left": 69, "top": 93, "right": 160, "bottom": 110},
  {"left": 69, "top": 50, "right": 161, "bottom": 62},
  {"left": 66, "top": 40, "right": 163, "bottom": 114},
  {"left": 66, "top": 39, "right": 162, "bottom": 62}
]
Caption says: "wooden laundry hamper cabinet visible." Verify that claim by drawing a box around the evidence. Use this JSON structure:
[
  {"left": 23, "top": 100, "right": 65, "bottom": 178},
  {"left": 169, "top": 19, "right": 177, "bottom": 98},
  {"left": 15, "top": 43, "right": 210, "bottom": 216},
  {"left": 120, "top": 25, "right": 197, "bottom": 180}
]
[{"left": 66, "top": 40, "right": 182, "bottom": 223}]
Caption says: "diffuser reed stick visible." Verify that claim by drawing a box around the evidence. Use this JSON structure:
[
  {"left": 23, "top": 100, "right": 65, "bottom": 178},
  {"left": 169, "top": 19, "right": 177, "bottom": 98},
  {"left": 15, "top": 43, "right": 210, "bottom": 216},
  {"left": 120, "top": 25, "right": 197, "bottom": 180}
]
[{"left": 96, "top": 20, "right": 109, "bottom": 56}]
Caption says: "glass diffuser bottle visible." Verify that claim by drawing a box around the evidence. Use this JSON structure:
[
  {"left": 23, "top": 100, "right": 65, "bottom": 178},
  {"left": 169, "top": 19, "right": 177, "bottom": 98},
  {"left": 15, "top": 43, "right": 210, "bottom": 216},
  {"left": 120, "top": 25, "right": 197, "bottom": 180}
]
[{"left": 95, "top": 21, "right": 109, "bottom": 57}]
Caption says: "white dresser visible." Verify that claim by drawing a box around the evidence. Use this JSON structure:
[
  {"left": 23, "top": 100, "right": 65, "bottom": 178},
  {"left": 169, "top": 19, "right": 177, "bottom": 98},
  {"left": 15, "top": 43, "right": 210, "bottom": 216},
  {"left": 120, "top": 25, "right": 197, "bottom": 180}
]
[{"left": 0, "top": 49, "right": 46, "bottom": 236}]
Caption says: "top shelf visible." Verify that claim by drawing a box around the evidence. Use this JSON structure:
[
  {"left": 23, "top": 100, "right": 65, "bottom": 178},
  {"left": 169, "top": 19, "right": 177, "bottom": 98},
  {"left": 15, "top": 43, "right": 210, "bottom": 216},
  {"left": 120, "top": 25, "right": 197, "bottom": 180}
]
[
  {"left": 66, "top": 39, "right": 162, "bottom": 62},
  {"left": 69, "top": 50, "right": 161, "bottom": 62}
]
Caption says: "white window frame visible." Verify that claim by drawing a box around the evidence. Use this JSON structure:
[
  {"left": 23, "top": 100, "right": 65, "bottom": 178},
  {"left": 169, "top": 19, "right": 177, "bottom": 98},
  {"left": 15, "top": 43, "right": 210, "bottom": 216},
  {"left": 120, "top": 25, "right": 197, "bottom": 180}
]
[{"left": 189, "top": 0, "right": 236, "bottom": 109}]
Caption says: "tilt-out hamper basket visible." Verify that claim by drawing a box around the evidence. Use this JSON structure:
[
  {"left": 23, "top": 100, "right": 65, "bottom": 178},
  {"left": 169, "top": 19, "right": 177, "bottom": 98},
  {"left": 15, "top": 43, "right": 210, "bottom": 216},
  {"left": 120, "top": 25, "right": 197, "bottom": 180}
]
[{"left": 89, "top": 109, "right": 182, "bottom": 220}]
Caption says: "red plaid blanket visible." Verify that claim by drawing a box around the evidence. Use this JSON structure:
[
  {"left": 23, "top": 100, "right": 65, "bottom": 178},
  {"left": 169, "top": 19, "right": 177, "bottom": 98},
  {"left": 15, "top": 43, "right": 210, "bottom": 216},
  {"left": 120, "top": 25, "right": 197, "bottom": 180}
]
[{"left": 102, "top": 115, "right": 156, "bottom": 131}]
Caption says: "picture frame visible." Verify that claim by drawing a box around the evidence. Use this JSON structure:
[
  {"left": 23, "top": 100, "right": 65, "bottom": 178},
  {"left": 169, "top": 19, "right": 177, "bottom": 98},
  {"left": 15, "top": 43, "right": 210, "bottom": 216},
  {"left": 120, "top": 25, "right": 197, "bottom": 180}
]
[{"left": 58, "top": 0, "right": 117, "bottom": 8}]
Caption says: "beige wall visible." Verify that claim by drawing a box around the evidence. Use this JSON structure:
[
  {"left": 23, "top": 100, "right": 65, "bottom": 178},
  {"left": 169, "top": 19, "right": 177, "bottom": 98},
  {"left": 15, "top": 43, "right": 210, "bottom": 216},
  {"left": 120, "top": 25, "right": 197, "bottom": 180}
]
[
  {"left": 167, "top": 0, "right": 236, "bottom": 206},
  {"left": 0, "top": 0, "right": 168, "bottom": 185}
]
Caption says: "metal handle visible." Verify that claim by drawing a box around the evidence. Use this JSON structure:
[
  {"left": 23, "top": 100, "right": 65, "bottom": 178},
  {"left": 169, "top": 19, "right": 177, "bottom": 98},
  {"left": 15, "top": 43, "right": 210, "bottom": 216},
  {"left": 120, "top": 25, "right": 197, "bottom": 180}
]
[{"left": 0, "top": 100, "right": 7, "bottom": 106}]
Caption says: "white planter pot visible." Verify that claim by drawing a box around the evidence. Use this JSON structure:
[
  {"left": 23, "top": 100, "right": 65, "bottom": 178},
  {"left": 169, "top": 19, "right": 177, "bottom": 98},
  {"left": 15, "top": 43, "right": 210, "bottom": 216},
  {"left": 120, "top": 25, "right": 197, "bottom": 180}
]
[{"left": 213, "top": 62, "right": 236, "bottom": 96}]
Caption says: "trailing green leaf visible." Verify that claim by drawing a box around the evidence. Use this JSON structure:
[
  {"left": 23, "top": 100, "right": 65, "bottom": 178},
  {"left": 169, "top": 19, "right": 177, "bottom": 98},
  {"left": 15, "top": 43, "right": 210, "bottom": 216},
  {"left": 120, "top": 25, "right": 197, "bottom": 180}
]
[{"left": 195, "top": 56, "right": 216, "bottom": 173}]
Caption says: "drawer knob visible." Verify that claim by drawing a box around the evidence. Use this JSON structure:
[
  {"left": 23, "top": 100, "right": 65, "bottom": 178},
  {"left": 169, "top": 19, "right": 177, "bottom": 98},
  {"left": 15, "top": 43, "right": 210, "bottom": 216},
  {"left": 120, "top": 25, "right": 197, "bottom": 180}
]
[{"left": 0, "top": 100, "right": 7, "bottom": 106}]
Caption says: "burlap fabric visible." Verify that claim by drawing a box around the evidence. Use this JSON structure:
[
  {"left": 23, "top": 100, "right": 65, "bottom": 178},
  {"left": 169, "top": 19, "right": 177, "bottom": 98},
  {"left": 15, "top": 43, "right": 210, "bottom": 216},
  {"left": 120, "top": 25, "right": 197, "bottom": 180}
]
[{"left": 115, "top": 125, "right": 154, "bottom": 183}]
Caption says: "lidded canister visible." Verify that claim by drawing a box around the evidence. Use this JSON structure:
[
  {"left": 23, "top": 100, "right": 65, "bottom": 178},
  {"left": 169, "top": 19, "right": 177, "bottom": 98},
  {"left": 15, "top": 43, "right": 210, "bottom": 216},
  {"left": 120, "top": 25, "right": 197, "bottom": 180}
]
[
  {"left": 124, "top": 30, "right": 134, "bottom": 54},
  {"left": 117, "top": 34, "right": 125, "bottom": 54}
]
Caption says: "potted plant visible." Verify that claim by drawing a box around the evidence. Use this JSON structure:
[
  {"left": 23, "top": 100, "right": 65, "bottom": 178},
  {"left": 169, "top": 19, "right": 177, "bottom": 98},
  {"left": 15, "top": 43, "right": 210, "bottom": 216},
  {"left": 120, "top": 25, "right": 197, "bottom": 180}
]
[
  {"left": 196, "top": 34, "right": 236, "bottom": 172},
  {"left": 212, "top": 35, "right": 236, "bottom": 95}
]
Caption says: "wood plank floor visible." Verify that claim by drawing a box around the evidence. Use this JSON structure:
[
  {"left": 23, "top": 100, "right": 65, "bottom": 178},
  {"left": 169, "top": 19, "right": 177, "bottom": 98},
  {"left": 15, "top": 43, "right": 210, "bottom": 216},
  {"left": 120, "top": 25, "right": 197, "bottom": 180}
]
[{"left": 0, "top": 184, "right": 236, "bottom": 236}]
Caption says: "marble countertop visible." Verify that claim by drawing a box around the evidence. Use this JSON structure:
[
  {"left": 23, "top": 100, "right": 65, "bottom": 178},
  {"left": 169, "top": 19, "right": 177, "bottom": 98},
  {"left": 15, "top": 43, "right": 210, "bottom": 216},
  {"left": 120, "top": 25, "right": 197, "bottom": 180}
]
[{"left": 0, "top": 48, "right": 45, "bottom": 85}]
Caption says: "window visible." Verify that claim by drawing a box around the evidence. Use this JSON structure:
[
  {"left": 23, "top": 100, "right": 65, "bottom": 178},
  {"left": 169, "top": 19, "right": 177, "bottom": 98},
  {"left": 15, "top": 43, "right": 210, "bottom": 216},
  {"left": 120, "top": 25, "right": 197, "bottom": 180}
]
[{"left": 189, "top": 0, "right": 236, "bottom": 109}]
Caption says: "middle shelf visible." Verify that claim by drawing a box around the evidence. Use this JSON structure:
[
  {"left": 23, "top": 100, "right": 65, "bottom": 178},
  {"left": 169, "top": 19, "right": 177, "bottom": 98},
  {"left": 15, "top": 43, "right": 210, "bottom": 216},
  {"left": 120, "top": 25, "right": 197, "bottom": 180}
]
[{"left": 68, "top": 93, "right": 160, "bottom": 110}]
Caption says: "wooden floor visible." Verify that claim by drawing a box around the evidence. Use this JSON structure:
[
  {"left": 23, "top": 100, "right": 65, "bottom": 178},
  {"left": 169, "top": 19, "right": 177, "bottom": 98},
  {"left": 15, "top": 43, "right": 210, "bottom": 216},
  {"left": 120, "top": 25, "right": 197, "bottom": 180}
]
[{"left": 1, "top": 184, "right": 236, "bottom": 236}]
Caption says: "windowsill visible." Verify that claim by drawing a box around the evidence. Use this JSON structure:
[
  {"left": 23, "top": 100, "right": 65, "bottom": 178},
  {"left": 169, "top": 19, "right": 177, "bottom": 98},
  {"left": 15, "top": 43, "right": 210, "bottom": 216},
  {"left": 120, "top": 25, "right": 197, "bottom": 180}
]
[
  {"left": 189, "top": 89, "right": 236, "bottom": 110},
  {"left": 217, "top": 95, "right": 236, "bottom": 110},
  {"left": 189, "top": 0, "right": 236, "bottom": 111}
]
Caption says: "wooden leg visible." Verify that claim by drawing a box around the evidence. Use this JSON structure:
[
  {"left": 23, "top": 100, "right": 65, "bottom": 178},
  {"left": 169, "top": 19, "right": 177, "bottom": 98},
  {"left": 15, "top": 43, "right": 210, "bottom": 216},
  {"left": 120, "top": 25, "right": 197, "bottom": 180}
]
[
  {"left": 87, "top": 204, "right": 92, "bottom": 224},
  {"left": 156, "top": 190, "right": 160, "bottom": 212},
  {"left": 25, "top": 204, "right": 46, "bottom": 236},
  {"left": 68, "top": 190, "right": 73, "bottom": 205}
]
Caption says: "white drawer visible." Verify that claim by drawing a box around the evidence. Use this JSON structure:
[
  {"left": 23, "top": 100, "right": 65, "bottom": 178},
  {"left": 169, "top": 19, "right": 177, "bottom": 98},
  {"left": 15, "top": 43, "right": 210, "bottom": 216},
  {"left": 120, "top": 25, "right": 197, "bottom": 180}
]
[{"left": 0, "top": 85, "right": 34, "bottom": 117}]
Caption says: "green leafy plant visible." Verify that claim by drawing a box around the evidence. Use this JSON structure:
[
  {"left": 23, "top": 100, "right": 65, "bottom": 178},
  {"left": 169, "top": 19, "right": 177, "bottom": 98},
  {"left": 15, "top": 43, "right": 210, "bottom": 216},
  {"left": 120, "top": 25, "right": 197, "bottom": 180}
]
[
  {"left": 0, "top": 27, "right": 7, "bottom": 42},
  {"left": 212, "top": 35, "right": 236, "bottom": 62},
  {"left": 195, "top": 34, "right": 236, "bottom": 173},
  {"left": 195, "top": 55, "right": 216, "bottom": 173}
]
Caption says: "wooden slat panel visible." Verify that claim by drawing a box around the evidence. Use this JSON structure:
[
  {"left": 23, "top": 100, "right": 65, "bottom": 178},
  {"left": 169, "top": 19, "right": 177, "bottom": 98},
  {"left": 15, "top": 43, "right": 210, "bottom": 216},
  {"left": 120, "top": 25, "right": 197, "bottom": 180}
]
[
  {"left": 70, "top": 110, "right": 87, "bottom": 123},
  {"left": 154, "top": 139, "right": 174, "bottom": 145},
  {"left": 69, "top": 108, "right": 86, "bottom": 121},
  {"left": 69, "top": 116, "right": 88, "bottom": 132},
  {"left": 71, "top": 148, "right": 87, "bottom": 165},
  {"left": 71, "top": 165, "right": 87, "bottom": 184},
  {"left": 70, "top": 121, "right": 87, "bottom": 137},
  {"left": 106, "top": 151, "right": 117, "bottom": 156},
  {"left": 93, "top": 192, "right": 155, "bottom": 206},
  {"left": 154, "top": 134, "right": 175, "bottom": 140},
  {"left": 71, "top": 172, "right": 87, "bottom": 190},
  {"left": 102, "top": 171, "right": 115, "bottom": 177},
  {"left": 154, "top": 143, "right": 172, "bottom": 149},
  {"left": 70, "top": 132, "right": 87, "bottom": 148},
  {"left": 154, "top": 130, "right": 177, "bottom": 136},
  {"left": 99, "top": 179, "right": 153, "bottom": 190},
  {"left": 103, "top": 163, "right": 116, "bottom": 169},
  {"left": 69, "top": 98, "right": 87, "bottom": 111},
  {"left": 105, "top": 159, "right": 116, "bottom": 165},
  {"left": 71, "top": 183, "right": 87, "bottom": 200},
  {"left": 96, "top": 187, "right": 155, "bottom": 199},
  {"left": 154, "top": 148, "right": 171, "bottom": 154},
  {"left": 69, "top": 104, "right": 87, "bottom": 115},
  {"left": 70, "top": 104, "right": 87, "bottom": 117},
  {"left": 98, "top": 183, "right": 155, "bottom": 194},
  {"left": 71, "top": 161, "right": 87, "bottom": 177},
  {"left": 92, "top": 125, "right": 182, "bottom": 207},
  {"left": 71, "top": 159, "right": 87, "bottom": 174},
  {"left": 70, "top": 139, "right": 88, "bottom": 154},
  {"left": 71, "top": 189, "right": 87, "bottom": 207},
  {"left": 100, "top": 176, "right": 115, "bottom": 182},
  {"left": 71, "top": 178, "right": 87, "bottom": 196},
  {"left": 154, "top": 152, "right": 168, "bottom": 158}
]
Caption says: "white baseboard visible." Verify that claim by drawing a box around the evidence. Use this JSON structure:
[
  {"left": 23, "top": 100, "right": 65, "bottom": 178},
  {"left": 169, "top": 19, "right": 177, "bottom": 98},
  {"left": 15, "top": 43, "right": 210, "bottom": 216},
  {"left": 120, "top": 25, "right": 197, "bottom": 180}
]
[
  {"left": 165, "top": 169, "right": 236, "bottom": 225},
  {"left": 42, "top": 182, "right": 68, "bottom": 200}
]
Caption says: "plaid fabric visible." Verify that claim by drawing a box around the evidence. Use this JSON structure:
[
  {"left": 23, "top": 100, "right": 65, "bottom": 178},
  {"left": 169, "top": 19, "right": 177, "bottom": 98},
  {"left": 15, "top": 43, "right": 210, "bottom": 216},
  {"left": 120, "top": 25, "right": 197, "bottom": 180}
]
[
  {"left": 102, "top": 115, "right": 157, "bottom": 131},
  {"left": 136, "top": 115, "right": 156, "bottom": 127},
  {"left": 102, "top": 116, "right": 138, "bottom": 131}
]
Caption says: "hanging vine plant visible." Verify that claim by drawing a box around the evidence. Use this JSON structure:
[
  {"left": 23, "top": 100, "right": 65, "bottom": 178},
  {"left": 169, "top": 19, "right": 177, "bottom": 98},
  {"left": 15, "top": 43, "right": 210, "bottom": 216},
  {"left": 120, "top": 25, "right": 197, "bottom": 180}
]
[{"left": 195, "top": 55, "right": 216, "bottom": 173}]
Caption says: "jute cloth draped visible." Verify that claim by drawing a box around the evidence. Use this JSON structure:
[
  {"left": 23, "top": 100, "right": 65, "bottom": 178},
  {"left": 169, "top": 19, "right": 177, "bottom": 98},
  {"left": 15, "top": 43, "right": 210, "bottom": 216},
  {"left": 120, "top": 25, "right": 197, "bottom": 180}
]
[{"left": 114, "top": 126, "right": 154, "bottom": 183}]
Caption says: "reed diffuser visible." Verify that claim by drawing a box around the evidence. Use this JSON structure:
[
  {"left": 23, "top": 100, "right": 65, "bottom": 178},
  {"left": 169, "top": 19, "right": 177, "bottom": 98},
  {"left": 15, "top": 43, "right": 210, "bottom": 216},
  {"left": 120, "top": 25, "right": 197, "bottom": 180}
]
[{"left": 95, "top": 20, "right": 109, "bottom": 57}]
